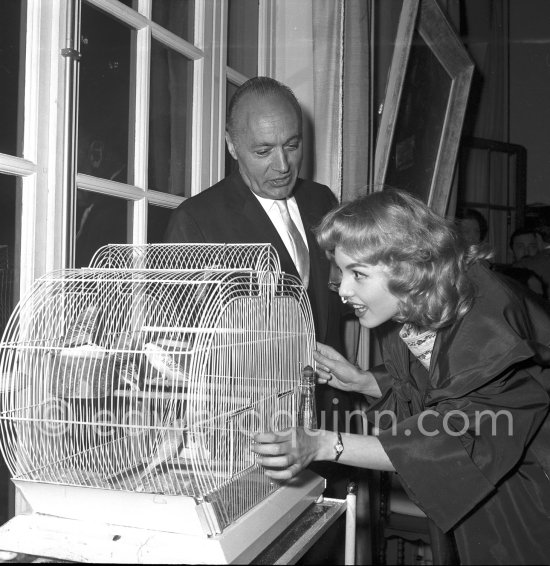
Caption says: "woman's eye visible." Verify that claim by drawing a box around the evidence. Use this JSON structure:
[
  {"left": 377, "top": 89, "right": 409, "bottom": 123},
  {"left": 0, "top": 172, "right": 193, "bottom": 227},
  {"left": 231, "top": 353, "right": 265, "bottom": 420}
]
[{"left": 352, "top": 271, "right": 366, "bottom": 280}]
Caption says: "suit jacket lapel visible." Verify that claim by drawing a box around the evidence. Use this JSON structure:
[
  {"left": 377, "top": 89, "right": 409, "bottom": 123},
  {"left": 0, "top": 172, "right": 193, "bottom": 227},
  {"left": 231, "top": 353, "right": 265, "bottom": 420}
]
[
  {"left": 230, "top": 173, "right": 330, "bottom": 340},
  {"left": 233, "top": 174, "right": 299, "bottom": 279}
]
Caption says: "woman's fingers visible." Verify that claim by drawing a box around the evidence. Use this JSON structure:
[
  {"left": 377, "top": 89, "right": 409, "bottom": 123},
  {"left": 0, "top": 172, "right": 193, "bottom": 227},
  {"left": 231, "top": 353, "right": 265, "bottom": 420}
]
[
  {"left": 315, "top": 341, "right": 332, "bottom": 356},
  {"left": 312, "top": 349, "right": 335, "bottom": 383},
  {"left": 263, "top": 464, "right": 302, "bottom": 481},
  {"left": 314, "top": 345, "right": 364, "bottom": 393},
  {"left": 315, "top": 341, "right": 339, "bottom": 358},
  {"left": 252, "top": 428, "right": 317, "bottom": 480},
  {"left": 256, "top": 453, "right": 295, "bottom": 469},
  {"left": 253, "top": 430, "right": 290, "bottom": 447},
  {"left": 252, "top": 439, "right": 290, "bottom": 457},
  {"left": 252, "top": 434, "right": 297, "bottom": 477},
  {"left": 253, "top": 444, "right": 305, "bottom": 481}
]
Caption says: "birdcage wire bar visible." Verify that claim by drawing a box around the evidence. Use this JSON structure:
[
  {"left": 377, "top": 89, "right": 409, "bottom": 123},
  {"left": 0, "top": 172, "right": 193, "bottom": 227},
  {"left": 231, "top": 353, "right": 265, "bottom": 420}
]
[
  {"left": 89, "top": 243, "right": 282, "bottom": 274},
  {"left": 0, "top": 245, "right": 315, "bottom": 535}
]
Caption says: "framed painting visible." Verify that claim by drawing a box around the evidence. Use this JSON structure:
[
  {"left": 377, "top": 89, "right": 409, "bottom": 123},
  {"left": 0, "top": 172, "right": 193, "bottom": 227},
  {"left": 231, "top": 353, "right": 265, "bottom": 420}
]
[{"left": 373, "top": 0, "right": 474, "bottom": 216}]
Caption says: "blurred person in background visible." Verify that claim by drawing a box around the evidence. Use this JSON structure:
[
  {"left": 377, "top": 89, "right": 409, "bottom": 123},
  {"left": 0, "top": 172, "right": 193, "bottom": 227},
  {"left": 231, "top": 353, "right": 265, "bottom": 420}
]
[
  {"left": 509, "top": 227, "right": 540, "bottom": 262},
  {"left": 455, "top": 207, "right": 488, "bottom": 247},
  {"left": 515, "top": 225, "right": 550, "bottom": 299}
]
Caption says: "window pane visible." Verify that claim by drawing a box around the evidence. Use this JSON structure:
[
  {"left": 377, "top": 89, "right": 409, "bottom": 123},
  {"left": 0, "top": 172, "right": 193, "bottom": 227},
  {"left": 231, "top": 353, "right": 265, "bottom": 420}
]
[
  {"left": 75, "top": 190, "right": 128, "bottom": 268},
  {"left": 149, "top": 40, "right": 193, "bottom": 195},
  {"left": 148, "top": 204, "right": 173, "bottom": 243},
  {"left": 227, "top": 0, "right": 258, "bottom": 77},
  {"left": 151, "top": 0, "right": 194, "bottom": 43},
  {"left": 383, "top": 31, "right": 451, "bottom": 202},
  {"left": 0, "top": 177, "right": 18, "bottom": 338},
  {"left": 0, "top": 0, "right": 25, "bottom": 157},
  {"left": 225, "top": 81, "right": 239, "bottom": 178},
  {"left": 78, "top": 2, "right": 131, "bottom": 183},
  {"left": 0, "top": 174, "right": 18, "bottom": 524}
]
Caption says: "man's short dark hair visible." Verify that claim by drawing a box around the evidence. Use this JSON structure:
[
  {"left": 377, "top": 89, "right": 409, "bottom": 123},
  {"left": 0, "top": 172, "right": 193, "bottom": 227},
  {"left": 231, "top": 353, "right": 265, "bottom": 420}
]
[
  {"left": 509, "top": 227, "right": 538, "bottom": 249},
  {"left": 226, "top": 76, "right": 302, "bottom": 139}
]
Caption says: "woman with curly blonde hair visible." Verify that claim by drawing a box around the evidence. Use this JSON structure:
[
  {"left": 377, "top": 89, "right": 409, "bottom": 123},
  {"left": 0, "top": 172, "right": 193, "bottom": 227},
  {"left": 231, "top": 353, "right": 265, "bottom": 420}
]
[{"left": 252, "top": 188, "right": 550, "bottom": 565}]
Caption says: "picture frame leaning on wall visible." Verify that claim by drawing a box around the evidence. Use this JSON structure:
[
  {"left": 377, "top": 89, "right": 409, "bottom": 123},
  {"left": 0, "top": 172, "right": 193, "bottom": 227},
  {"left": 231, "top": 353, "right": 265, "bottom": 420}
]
[{"left": 374, "top": 0, "right": 475, "bottom": 216}]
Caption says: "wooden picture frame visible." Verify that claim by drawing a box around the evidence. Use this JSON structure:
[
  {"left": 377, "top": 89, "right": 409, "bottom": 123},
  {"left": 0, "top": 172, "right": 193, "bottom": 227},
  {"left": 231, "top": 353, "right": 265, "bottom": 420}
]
[{"left": 374, "top": 0, "right": 474, "bottom": 216}]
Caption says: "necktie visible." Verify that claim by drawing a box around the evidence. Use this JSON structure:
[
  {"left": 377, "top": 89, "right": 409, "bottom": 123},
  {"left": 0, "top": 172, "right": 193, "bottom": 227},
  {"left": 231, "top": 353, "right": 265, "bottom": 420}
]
[{"left": 275, "top": 199, "right": 310, "bottom": 288}]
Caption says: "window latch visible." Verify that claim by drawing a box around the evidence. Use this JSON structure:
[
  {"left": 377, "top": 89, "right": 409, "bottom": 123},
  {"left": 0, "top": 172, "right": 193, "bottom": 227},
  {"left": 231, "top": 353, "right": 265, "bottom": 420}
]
[{"left": 61, "top": 48, "right": 82, "bottom": 61}]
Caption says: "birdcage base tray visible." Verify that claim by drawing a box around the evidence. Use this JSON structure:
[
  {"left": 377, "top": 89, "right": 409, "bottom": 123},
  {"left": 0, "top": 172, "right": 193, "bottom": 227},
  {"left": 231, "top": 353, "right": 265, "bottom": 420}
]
[{"left": 0, "top": 471, "right": 325, "bottom": 564}]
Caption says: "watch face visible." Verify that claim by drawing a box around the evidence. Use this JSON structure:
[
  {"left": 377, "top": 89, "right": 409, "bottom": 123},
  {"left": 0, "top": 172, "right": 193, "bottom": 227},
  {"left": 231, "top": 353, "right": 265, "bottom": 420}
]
[{"left": 335, "top": 436, "right": 344, "bottom": 460}]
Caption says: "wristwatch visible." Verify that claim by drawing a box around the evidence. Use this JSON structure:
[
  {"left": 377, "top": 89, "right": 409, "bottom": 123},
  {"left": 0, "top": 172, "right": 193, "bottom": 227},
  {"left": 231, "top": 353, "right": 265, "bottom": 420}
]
[{"left": 334, "top": 432, "right": 344, "bottom": 462}]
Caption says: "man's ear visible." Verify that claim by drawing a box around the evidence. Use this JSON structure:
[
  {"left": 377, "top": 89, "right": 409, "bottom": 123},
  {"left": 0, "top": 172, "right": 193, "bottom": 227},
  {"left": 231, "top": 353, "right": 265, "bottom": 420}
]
[{"left": 225, "top": 131, "right": 238, "bottom": 161}]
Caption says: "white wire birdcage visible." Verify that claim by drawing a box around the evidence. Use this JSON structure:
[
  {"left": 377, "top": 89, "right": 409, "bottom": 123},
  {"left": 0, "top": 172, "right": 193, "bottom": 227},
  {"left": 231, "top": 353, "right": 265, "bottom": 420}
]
[
  {"left": 89, "top": 242, "right": 282, "bottom": 273},
  {"left": 0, "top": 244, "right": 321, "bottom": 562}
]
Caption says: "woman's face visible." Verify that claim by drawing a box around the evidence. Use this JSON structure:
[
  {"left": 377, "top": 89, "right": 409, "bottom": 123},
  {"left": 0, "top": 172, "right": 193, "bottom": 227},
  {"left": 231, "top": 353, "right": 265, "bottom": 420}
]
[{"left": 334, "top": 246, "right": 401, "bottom": 328}]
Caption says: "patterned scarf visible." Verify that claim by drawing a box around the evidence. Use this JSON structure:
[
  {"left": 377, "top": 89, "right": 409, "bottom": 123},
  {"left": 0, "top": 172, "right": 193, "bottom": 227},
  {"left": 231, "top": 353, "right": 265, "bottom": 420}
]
[{"left": 399, "top": 323, "right": 437, "bottom": 371}]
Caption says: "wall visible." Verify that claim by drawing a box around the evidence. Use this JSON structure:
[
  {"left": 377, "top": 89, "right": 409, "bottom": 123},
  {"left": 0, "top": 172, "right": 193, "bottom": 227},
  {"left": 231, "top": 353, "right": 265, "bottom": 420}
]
[
  {"left": 273, "top": 0, "right": 347, "bottom": 197},
  {"left": 273, "top": 0, "right": 316, "bottom": 180},
  {"left": 463, "top": 0, "right": 550, "bottom": 206},
  {"left": 509, "top": 0, "right": 550, "bottom": 205},
  {"left": 276, "top": 0, "right": 550, "bottom": 207}
]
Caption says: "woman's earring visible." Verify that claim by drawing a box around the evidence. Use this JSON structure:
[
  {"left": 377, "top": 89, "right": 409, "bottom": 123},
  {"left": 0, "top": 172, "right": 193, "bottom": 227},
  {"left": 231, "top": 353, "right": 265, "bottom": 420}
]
[{"left": 340, "top": 296, "right": 349, "bottom": 304}]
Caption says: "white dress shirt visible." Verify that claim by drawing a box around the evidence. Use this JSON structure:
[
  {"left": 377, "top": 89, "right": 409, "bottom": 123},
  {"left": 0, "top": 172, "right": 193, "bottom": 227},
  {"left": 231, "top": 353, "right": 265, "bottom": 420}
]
[{"left": 253, "top": 194, "right": 310, "bottom": 267}]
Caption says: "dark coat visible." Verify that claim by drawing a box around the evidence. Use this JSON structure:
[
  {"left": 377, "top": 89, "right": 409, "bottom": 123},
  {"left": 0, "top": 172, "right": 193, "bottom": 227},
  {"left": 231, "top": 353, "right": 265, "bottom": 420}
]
[
  {"left": 369, "top": 262, "right": 550, "bottom": 564},
  {"left": 164, "top": 173, "right": 359, "bottom": 485},
  {"left": 164, "top": 171, "right": 341, "bottom": 348}
]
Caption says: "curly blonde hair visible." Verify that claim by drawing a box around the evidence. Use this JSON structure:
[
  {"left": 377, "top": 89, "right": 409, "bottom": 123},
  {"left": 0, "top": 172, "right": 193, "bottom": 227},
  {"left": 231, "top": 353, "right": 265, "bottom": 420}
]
[{"left": 316, "top": 188, "right": 492, "bottom": 329}]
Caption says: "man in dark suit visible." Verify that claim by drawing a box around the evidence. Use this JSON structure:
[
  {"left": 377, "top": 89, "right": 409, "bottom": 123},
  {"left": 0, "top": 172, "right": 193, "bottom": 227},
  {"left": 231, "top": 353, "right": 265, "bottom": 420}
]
[
  {"left": 165, "top": 78, "right": 355, "bottom": 501},
  {"left": 165, "top": 77, "right": 343, "bottom": 360}
]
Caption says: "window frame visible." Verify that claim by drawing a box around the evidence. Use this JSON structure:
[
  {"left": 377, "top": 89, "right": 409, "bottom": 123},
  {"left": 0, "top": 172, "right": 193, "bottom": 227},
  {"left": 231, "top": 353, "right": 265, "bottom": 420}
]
[
  {"left": 373, "top": 0, "right": 474, "bottom": 215},
  {"left": 0, "top": 0, "right": 276, "bottom": 519},
  {"left": 1, "top": 0, "right": 275, "bottom": 297},
  {"left": 73, "top": 0, "right": 275, "bottom": 252}
]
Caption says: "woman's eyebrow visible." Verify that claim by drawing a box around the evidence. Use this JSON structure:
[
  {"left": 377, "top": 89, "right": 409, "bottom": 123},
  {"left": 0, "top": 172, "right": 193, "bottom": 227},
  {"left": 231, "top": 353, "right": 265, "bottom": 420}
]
[{"left": 346, "top": 262, "right": 369, "bottom": 270}]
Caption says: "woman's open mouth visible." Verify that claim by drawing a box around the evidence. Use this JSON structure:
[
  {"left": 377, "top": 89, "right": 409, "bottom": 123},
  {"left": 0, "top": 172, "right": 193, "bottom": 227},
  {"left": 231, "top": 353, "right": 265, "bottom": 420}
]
[{"left": 348, "top": 301, "right": 368, "bottom": 316}]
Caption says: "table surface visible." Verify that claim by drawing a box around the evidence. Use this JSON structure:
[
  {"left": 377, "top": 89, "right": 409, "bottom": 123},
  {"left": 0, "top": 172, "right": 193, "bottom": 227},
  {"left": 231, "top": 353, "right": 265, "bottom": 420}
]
[
  {"left": 0, "top": 498, "right": 347, "bottom": 565},
  {"left": 253, "top": 497, "right": 347, "bottom": 565}
]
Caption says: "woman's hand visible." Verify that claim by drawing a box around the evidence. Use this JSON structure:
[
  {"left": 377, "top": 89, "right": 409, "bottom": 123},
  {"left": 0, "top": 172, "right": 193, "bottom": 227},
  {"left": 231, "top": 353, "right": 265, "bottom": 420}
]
[
  {"left": 313, "top": 342, "right": 356, "bottom": 387},
  {"left": 252, "top": 428, "right": 328, "bottom": 481},
  {"left": 313, "top": 342, "right": 381, "bottom": 398},
  {"left": 253, "top": 428, "right": 396, "bottom": 476}
]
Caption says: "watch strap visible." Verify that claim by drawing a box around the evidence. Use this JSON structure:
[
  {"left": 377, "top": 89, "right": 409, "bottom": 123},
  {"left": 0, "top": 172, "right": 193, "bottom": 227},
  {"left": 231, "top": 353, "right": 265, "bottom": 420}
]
[{"left": 334, "top": 431, "right": 344, "bottom": 462}]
